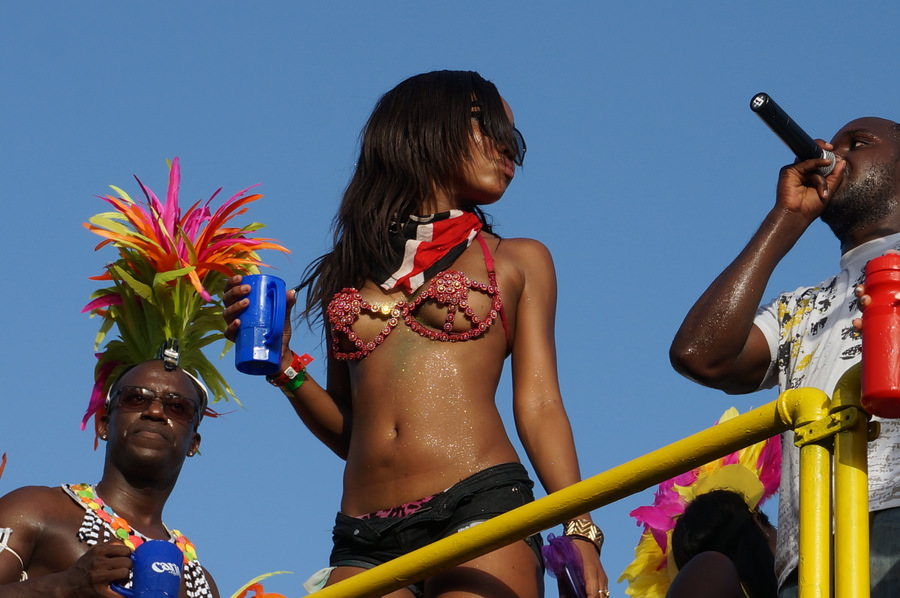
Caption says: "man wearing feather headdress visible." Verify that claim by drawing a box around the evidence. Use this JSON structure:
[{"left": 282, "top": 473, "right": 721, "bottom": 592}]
[
  {"left": 0, "top": 355, "right": 219, "bottom": 597},
  {"left": 0, "top": 158, "right": 285, "bottom": 597}
]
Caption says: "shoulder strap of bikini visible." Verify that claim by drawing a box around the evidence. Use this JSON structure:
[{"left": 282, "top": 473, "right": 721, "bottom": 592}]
[{"left": 474, "top": 233, "right": 509, "bottom": 342}]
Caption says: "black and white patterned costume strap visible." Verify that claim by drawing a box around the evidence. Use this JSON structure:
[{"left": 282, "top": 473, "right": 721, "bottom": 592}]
[{"left": 63, "top": 484, "right": 213, "bottom": 598}]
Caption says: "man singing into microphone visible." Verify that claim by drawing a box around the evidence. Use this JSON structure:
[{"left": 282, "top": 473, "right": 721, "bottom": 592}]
[{"left": 670, "top": 116, "right": 900, "bottom": 597}]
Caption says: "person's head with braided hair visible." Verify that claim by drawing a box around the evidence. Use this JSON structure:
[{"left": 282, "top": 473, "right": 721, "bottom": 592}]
[{"left": 668, "top": 489, "right": 777, "bottom": 598}]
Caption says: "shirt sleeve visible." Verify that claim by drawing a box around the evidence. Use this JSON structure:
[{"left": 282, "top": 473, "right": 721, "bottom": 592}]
[{"left": 753, "top": 295, "right": 783, "bottom": 391}]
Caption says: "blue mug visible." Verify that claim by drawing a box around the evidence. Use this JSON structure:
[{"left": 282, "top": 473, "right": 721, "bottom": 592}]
[
  {"left": 111, "top": 539, "right": 183, "bottom": 598},
  {"left": 235, "top": 274, "right": 286, "bottom": 375}
]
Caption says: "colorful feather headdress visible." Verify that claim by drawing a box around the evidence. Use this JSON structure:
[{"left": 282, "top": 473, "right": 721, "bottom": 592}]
[
  {"left": 618, "top": 407, "right": 781, "bottom": 598},
  {"left": 81, "top": 157, "right": 288, "bottom": 433}
]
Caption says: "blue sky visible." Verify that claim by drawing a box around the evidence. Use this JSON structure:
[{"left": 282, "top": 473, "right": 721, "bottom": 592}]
[{"left": 3, "top": 2, "right": 899, "bottom": 596}]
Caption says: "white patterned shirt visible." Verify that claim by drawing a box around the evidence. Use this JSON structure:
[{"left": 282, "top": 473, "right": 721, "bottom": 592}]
[{"left": 754, "top": 231, "right": 900, "bottom": 587}]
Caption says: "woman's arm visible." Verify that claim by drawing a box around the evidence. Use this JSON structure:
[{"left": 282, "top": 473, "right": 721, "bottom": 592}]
[
  {"left": 223, "top": 276, "right": 351, "bottom": 458},
  {"left": 278, "top": 355, "right": 352, "bottom": 459},
  {"left": 506, "top": 239, "right": 609, "bottom": 595}
]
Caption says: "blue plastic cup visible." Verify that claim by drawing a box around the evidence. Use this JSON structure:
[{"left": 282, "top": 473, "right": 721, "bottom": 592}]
[
  {"left": 235, "top": 274, "right": 286, "bottom": 375},
  {"left": 111, "top": 539, "right": 183, "bottom": 598}
]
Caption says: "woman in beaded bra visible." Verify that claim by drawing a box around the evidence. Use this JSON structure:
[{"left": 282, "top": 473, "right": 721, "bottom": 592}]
[{"left": 224, "top": 70, "right": 607, "bottom": 598}]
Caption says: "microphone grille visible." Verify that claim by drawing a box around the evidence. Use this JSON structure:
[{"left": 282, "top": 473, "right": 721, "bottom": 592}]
[{"left": 750, "top": 93, "right": 769, "bottom": 111}]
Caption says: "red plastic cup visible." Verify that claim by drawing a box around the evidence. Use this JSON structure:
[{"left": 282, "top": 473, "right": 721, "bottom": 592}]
[{"left": 861, "top": 252, "right": 900, "bottom": 418}]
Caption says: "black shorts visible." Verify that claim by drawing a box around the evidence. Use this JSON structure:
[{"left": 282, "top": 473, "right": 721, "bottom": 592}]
[{"left": 330, "top": 462, "right": 544, "bottom": 596}]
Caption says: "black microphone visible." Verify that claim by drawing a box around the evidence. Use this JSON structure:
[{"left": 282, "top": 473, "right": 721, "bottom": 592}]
[{"left": 750, "top": 92, "right": 835, "bottom": 175}]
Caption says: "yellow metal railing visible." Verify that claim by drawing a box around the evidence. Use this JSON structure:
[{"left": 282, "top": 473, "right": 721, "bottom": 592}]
[
  {"left": 831, "top": 366, "right": 872, "bottom": 598},
  {"left": 313, "top": 366, "right": 872, "bottom": 598}
]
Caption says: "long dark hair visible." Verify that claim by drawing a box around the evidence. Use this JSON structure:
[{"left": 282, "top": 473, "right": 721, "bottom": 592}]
[
  {"left": 671, "top": 490, "right": 777, "bottom": 598},
  {"left": 297, "top": 70, "right": 515, "bottom": 326}
]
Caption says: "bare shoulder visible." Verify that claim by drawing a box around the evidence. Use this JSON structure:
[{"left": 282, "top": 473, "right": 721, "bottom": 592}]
[
  {"left": 482, "top": 237, "right": 558, "bottom": 329},
  {"left": 0, "top": 486, "right": 72, "bottom": 529},
  {"left": 487, "top": 236, "right": 555, "bottom": 281},
  {"left": 0, "top": 486, "right": 91, "bottom": 581},
  {"left": 491, "top": 236, "right": 553, "bottom": 261},
  {"left": 0, "top": 486, "right": 66, "bottom": 513}
]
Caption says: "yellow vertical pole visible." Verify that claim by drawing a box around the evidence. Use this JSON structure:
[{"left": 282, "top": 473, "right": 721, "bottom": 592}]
[
  {"left": 831, "top": 366, "right": 870, "bottom": 598},
  {"left": 786, "top": 387, "right": 833, "bottom": 598}
]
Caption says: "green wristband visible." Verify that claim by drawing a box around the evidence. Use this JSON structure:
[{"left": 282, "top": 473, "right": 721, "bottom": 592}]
[{"left": 280, "top": 369, "right": 306, "bottom": 393}]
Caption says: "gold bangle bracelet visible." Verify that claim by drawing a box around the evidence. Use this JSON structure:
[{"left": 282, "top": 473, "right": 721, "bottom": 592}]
[{"left": 563, "top": 518, "right": 604, "bottom": 554}]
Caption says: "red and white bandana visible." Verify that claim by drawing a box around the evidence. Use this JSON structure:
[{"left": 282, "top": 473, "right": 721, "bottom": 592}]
[{"left": 378, "top": 210, "right": 482, "bottom": 294}]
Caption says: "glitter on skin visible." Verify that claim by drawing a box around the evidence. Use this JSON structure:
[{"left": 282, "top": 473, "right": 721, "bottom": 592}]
[
  {"left": 339, "top": 289, "right": 516, "bottom": 514},
  {"left": 384, "top": 342, "right": 482, "bottom": 471}
]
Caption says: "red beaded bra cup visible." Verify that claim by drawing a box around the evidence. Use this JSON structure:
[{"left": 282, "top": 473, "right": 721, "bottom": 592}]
[{"left": 327, "top": 232, "right": 506, "bottom": 361}]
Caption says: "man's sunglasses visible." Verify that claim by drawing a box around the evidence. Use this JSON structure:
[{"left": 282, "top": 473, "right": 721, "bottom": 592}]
[{"left": 111, "top": 386, "right": 199, "bottom": 424}]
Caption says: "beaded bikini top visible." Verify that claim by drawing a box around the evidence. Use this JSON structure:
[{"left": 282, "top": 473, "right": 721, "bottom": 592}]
[
  {"left": 63, "top": 483, "right": 213, "bottom": 598},
  {"left": 327, "top": 232, "right": 508, "bottom": 361}
]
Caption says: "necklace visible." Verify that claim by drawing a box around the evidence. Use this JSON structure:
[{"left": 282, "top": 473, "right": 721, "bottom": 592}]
[{"left": 68, "top": 483, "right": 197, "bottom": 562}]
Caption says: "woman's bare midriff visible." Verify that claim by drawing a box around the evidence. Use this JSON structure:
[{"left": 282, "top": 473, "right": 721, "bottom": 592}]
[{"left": 338, "top": 326, "right": 518, "bottom": 516}]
